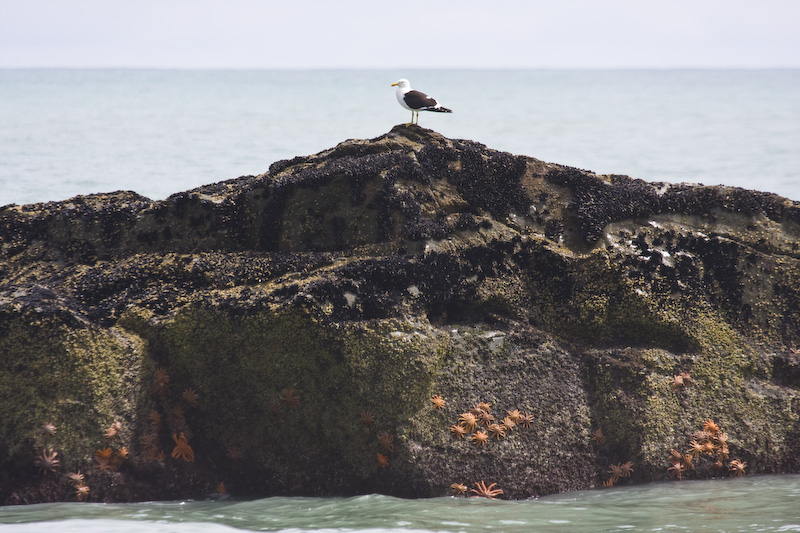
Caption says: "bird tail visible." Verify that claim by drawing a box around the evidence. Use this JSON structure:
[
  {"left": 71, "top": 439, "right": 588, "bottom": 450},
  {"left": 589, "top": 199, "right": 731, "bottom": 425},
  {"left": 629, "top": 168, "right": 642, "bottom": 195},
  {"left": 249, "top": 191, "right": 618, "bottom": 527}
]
[{"left": 427, "top": 106, "right": 452, "bottom": 113}]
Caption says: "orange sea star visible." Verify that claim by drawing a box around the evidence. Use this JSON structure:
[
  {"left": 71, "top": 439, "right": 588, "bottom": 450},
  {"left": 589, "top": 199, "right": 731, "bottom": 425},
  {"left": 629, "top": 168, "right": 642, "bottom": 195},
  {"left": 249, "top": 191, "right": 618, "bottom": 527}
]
[
  {"left": 171, "top": 432, "right": 195, "bottom": 462},
  {"left": 429, "top": 395, "right": 446, "bottom": 410},
  {"left": 281, "top": 388, "right": 300, "bottom": 410},
  {"left": 470, "top": 480, "right": 503, "bottom": 499},
  {"left": 377, "top": 432, "right": 395, "bottom": 454},
  {"left": 34, "top": 449, "right": 60, "bottom": 475},
  {"left": 471, "top": 430, "right": 488, "bottom": 446}
]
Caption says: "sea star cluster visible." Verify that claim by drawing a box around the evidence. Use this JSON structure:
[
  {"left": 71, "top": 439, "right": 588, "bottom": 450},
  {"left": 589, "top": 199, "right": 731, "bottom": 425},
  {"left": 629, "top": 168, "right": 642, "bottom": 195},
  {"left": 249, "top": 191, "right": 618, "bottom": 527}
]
[
  {"left": 667, "top": 419, "right": 746, "bottom": 480},
  {"left": 376, "top": 431, "right": 395, "bottom": 468},
  {"left": 447, "top": 401, "right": 534, "bottom": 449},
  {"left": 589, "top": 427, "right": 635, "bottom": 488},
  {"left": 670, "top": 372, "right": 693, "bottom": 392},
  {"left": 436, "top": 397, "right": 535, "bottom": 499},
  {"left": 140, "top": 368, "right": 199, "bottom": 465},
  {"left": 450, "top": 480, "right": 504, "bottom": 499},
  {"left": 605, "top": 462, "right": 634, "bottom": 486},
  {"left": 95, "top": 421, "right": 129, "bottom": 472},
  {"left": 356, "top": 406, "right": 397, "bottom": 469},
  {"left": 68, "top": 471, "right": 89, "bottom": 501}
]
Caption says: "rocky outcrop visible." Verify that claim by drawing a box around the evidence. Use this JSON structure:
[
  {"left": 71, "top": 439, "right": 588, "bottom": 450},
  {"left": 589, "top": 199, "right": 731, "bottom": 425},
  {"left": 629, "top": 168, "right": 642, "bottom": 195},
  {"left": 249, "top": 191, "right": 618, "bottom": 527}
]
[{"left": 1, "top": 125, "right": 799, "bottom": 503}]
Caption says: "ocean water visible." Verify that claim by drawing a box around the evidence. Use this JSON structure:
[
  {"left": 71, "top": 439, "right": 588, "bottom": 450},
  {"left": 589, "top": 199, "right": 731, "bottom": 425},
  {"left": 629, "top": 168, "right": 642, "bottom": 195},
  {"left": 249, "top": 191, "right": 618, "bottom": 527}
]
[
  {"left": 1, "top": 69, "right": 799, "bottom": 207},
  {"left": 1, "top": 475, "right": 799, "bottom": 532}
]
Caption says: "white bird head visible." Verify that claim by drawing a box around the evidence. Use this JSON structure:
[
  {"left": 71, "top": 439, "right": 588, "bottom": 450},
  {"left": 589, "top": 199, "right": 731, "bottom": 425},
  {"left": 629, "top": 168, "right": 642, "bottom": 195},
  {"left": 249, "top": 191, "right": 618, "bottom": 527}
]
[{"left": 391, "top": 79, "right": 411, "bottom": 89}]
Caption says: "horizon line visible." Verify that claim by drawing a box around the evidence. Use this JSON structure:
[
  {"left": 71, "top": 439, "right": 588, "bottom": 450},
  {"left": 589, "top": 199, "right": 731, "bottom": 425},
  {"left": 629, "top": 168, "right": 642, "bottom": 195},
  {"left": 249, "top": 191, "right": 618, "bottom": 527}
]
[{"left": 2, "top": 65, "right": 800, "bottom": 71}]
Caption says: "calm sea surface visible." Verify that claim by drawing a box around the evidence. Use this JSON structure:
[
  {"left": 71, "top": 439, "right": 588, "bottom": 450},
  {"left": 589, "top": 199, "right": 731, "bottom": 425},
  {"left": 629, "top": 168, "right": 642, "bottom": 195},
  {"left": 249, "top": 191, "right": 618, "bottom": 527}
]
[
  {"left": 1, "top": 69, "right": 799, "bottom": 206},
  {"left": 1, "top": 475, "right": 799, "bottom": 532}
]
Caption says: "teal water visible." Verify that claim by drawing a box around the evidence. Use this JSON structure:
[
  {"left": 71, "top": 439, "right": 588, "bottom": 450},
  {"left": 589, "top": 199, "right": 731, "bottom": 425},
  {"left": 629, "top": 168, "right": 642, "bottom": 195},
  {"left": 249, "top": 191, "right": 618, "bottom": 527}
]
[
  {"left": 1, "top": 69, "right": 799, "bottom": 206},
  {"left": 1, "top": 475, "right": 799, "bottom": 532}
]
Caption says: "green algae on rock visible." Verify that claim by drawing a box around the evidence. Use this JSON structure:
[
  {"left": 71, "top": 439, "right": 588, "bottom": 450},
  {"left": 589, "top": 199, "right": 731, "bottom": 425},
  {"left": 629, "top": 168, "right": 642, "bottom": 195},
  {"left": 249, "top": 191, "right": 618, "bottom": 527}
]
[{"left": 1, "top": 124, "right": 799, "bottom": 503}]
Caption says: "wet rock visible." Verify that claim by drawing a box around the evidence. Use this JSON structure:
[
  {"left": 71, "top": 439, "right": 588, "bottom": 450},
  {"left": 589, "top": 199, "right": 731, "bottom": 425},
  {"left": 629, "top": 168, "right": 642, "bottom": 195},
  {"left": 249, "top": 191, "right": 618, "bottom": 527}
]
[{"left": 1, "top": 124, "right": 799, "bottom": 503}]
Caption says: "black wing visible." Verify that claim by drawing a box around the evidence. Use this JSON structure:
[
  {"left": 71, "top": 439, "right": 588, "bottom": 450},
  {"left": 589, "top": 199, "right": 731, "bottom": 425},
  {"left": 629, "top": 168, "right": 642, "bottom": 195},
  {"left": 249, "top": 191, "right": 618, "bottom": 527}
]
[{"left": 403, "top": 90, "right": 438, "bottom": 110}]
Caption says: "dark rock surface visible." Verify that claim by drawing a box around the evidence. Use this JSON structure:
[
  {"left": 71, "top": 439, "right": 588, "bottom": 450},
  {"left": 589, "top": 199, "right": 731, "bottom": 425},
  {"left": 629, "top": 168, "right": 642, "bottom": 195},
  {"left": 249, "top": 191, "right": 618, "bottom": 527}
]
[{"left": 2, "top": 124, "right": 799, "bottom": 503}]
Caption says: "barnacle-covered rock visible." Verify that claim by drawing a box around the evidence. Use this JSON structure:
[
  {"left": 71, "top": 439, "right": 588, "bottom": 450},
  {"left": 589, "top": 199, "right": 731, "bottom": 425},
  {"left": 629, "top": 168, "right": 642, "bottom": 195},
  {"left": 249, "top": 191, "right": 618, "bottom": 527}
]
[{"left": 1, "top": 124, "right": 799, "bottom": 503}]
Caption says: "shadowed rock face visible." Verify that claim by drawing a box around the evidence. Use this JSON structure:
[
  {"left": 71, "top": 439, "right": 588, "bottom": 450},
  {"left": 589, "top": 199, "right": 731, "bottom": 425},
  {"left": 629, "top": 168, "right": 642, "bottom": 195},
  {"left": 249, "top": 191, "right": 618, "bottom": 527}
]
[{"left": 1, "top": 124, "right": 799, "bottom": 503}]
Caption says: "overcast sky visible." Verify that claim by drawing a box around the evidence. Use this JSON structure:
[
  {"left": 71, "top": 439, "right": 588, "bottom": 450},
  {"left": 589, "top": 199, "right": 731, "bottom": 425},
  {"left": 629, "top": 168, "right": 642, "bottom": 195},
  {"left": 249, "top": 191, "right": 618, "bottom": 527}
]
[{"left": 1, "top": 0, "right": 798, "bottom": 69}]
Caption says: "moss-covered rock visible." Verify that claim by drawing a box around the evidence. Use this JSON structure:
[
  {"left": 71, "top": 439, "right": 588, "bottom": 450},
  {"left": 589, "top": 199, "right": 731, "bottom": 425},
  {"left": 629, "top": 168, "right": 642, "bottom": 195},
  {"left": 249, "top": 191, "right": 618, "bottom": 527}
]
[{"left": 1, "top": 124, "right": 799, "bottom": 503}]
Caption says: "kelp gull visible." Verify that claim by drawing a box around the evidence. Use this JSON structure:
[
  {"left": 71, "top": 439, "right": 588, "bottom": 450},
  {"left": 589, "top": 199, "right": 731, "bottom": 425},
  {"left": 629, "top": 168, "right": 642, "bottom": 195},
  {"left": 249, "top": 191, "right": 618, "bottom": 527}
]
[{"left": 391, "top": 79, "right": 452, "bottom": 125}]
